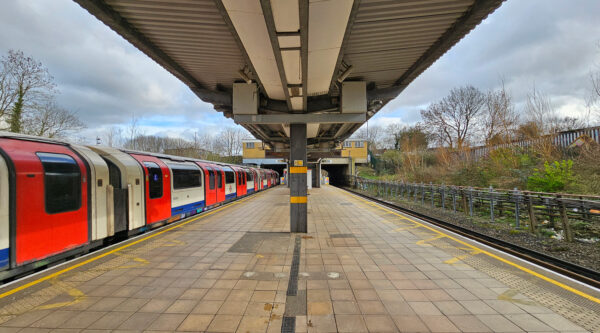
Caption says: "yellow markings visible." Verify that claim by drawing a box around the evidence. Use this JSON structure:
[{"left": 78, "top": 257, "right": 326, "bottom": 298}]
[
  {"left": 290, "top": 196, "right": 307, "bottom": 204},
  {"left": 256, "top": 254, "right": 264, "bottom": 258},
  {"left": 113, "top": 251, "right": 150, "bottom": 269},
  {"left": 0, "top": 192, "right": 260, "bottom": 299},
  {"left": 289, "top": 166, "right": 307, "bottom": 174},
  {"left": 444, "top": 249, "right": 482, "bottom": 265},
  {"left": 394, "top": 225, "right": 420, "bottom": 232},
  {"left": 36, "top": 278, "right": 86, "bottom": 310},
  {"left": 338, "top": 189, "right": 600, "bottom": 305},
  {"left": 498, "top": 289, "right": 538, "bottom": 306},
  {"left": 416, "top": 234, "right": 445, "bottom": 246}
]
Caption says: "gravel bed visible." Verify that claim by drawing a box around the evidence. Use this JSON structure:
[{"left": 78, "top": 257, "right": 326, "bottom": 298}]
[{"left": 347, "top": 187, "right": 600, "bottom": 272}]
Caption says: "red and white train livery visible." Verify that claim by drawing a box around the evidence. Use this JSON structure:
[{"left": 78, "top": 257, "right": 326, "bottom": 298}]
[{"left": 0, "top": 132, "right": 279, "bottom": 278}]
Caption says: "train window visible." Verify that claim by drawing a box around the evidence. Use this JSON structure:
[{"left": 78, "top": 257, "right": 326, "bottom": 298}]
[
  {"left": 209, "top": 169, "right": 215, "bottom": 190},
  {"left": 225, "top": 171, "right": 234, "bottom": 183},
  {"left": 36, "top": 152, "right": 81, "bottom": 214},
  {"left": 168, "top": 163, "right": 201, "bottom": 190},
  {"left": 246, "top": 171, "right": 253, "bottom": 181},
  {"left": 143, "top": 162, "right": 163, "bottom": 198},
  {"left": 216, "top": 170, "right": 223, "bottom": 188}
]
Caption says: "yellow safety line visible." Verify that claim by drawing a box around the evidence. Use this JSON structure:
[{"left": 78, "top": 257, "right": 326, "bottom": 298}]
[
  {"left": 339, "top": 189, "right": 600, "bottom": 304},
  {"left": 0, "top": 192, "right": 261, "bottom": 299}
]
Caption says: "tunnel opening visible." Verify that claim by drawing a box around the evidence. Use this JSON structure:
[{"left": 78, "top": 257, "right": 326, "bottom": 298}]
[
  {"left": 321, "top": 164, "right": 349, "bottom": 186},
  {"left": 260, "top": 164, "right": 286, "bottom": 178}
]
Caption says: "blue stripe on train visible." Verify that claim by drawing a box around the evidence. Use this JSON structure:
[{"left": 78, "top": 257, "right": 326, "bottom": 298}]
[
  {"left": 0, "top": 248, "right": 8, "bottom": 269},
  {"left": 171, "top": 200, "right": 205, "bottom": 216},
  {"left": 225, "top": 193, "right": 236, "bottom": 200},
  {"left": 247, "top": 188, "right": 255, "bottom": 194}
]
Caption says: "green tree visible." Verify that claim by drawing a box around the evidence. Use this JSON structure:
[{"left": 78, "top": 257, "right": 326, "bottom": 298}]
[{"left": 527, "top": 160, "right": 574, "bottom": 192}]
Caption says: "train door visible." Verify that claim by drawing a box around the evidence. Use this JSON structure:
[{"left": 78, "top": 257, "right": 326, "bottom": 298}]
[
  {"left": 130, "top": 154, "right": 171, "bottom": 225},
  {"left": 223, "top": 167, "right": 236, "bottom": 200},
  {"left": 214, "top": 165, "right": 225, "bottom": 203},
  {"left": 104, "top": 158, "right": 128, "bottom": 234},
  {"left": 235, "top": 168, "right": 245, "bottom": 196},
  {"left": 198, "top": 163, "right": 217, "bottom": 206},
  {"left": 0, "top": 139, "right": 89, "bottom": 266},
  {"left": 246, "top": 170, "right": 254, "bottom": 193},
  {"left": 253, "top": 169, "right": 259, "bottom": 192},
  {"left": 0, "top": 152, "right": 9, "bottom": 269}
]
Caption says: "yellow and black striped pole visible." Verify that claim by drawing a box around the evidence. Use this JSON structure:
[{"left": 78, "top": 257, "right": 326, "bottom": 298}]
[{"left": 289, "top": 124, "right": 307, "bottom": 232}]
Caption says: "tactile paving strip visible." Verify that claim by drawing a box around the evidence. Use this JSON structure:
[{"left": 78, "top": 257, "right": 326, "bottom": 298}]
[
  {"left": 0, "top": 235, "right": 184, "bottom": 323},
  {"left": 429, "top": 236, "right": 600, "bottom": 331}
]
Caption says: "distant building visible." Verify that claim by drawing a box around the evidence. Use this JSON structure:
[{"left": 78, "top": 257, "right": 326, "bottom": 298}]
[
  {"left": 339, "top": 139, "right": 369, "bottom": 165},
  {"left": 242, "top": 139, "right": 286, "bottom": 169}
]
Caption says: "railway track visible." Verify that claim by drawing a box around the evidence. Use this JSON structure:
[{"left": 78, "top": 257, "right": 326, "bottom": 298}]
[{"left": 338, "top": 185, "right": 600, "bottom": 290}]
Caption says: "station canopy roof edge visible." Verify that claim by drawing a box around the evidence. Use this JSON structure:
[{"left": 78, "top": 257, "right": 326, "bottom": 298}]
[{"left": 74, "top": 0, "right": 504, "bottom": 148}]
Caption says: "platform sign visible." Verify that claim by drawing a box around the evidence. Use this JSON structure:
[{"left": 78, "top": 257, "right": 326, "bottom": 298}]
[{"left": 293, "top": 160, "right": 303, "bottom": 166}]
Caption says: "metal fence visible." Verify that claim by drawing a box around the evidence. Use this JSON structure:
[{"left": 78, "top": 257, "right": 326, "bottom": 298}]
[
  {"left": 468, "top": 126, "right": 600, "bottom": 159},
  {"left": 346, "top": 176, "right": 600, "bottom": 242}
]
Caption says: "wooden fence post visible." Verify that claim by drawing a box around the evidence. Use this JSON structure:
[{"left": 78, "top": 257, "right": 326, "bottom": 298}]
[
  {"left": 514, "top": 188, "right": 520, "bottom": 229},
  {"left": 462, "top": 189, "right": 468, "bottom": 214},
  {"left": 469, "top": 187, "right": 474, "bottom": 217},
  {"left": 558, "top": 195, "right": 574, "bottom": 242},
  {"left": 527, "top": 193, "right": 537, "bottom": 233},
  {"left": 489, "top": 186, "right": 495, "bottom": 223}
]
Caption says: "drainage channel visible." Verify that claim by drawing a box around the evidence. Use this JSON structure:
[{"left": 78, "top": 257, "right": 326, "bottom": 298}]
[{"left": 281, "top": 235, "right": 302, "bottom": 333}]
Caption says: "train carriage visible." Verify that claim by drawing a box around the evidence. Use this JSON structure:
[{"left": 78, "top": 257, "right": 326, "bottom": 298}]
[
  {"left": 0, "top": 131, "right": 278, "bottom": 279},
  {"left": 166, "top": 161, "right": 204, "bottom": 218},
  {"left": 0, "top": 137, "right": 89, "bottom": 267}
]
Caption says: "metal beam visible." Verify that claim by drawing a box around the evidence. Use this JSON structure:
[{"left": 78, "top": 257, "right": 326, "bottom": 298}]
[
  {"left": 299, "top": 0, "right": 309, "bottom": 111},
  {"left": 327, "top": 0, "right": 362, "bottom": 94},
  {"left": 260, "top": 0, "right": 293, "bottom": 111},
  {"left": 234, "top": 113, "right": 365, "bottom": 125},
  {"left": 213, "top": 0, "right": 267, "bottom": 101}
]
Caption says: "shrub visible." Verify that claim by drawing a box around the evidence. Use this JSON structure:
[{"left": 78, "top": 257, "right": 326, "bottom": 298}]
[{"left": 527, "top": 160, "right": 574, "bottom": 192}]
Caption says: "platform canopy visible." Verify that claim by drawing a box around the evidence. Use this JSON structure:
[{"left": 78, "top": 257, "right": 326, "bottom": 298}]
[{"left": 75, "top": 0, "right": 503, "bottom": 148}]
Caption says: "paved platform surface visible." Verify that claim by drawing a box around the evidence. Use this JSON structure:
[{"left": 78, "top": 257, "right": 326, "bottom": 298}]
[{"left": 0, "top": 185, "right": 599, "bottom": 332}]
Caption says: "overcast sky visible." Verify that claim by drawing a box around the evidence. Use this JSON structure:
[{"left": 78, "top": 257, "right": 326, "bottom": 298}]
[{"left": 0, "top": 0, "right": 599, "bottom": 143}]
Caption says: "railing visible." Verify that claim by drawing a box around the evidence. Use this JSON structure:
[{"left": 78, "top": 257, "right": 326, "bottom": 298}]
[
  {"left": 467, "top": 126, "right": 600, "bottom": 159},
  {"left": 346, "top": 175, "right": 600, "bottom": 242}
]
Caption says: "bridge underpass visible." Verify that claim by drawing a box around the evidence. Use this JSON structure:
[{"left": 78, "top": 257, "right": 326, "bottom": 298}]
[{"left": 75, "top": 0, "right": 504, "bottom": 232}]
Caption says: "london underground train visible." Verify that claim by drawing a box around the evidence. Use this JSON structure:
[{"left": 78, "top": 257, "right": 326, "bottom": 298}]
[{"left": 0, "top": 132, "right": 279, "bottom": 280}]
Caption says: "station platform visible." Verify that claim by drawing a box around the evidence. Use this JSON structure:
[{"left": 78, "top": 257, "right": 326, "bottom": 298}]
[{"left": 0, "top": 186, "right": 599, "bottom": 332}]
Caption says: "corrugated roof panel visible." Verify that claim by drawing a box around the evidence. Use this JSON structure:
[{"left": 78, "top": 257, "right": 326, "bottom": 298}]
[
  {"left": 105, "top": 0, "right": 245, "bottom": 90},
  {"left": 341, "top": 0, "right": 476, "bottom": 90}
]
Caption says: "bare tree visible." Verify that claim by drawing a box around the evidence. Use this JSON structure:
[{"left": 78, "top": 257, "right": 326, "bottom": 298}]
[
  {"left": 125, "top": 114, "right": 141, "bottom": 150},
  {"left": 1, "top": 50, "right": 55, "bottom": 133},
  {"left": 352, "top": 124, "right": 384, "bottom": 150},
  {"left": 103, "top": 126, "right": 123, "bottom": 147},
  {"left": 482, "top": 82, "right": 518, "bottom": 145},
  {"left": 22, "top": 102, "right": 85, "bottom": 138},
  {"left": 524, "top": 86, "right": 559, "bottom": 134},
  {"left": 215, "top": 127, "right": 249, "bottom": 156},
  {"left": 0, "top": 60, "right": 16, "bottom": 122},
  {"left": 420, "top": 85, "right": 485, "bottom": 149}
]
